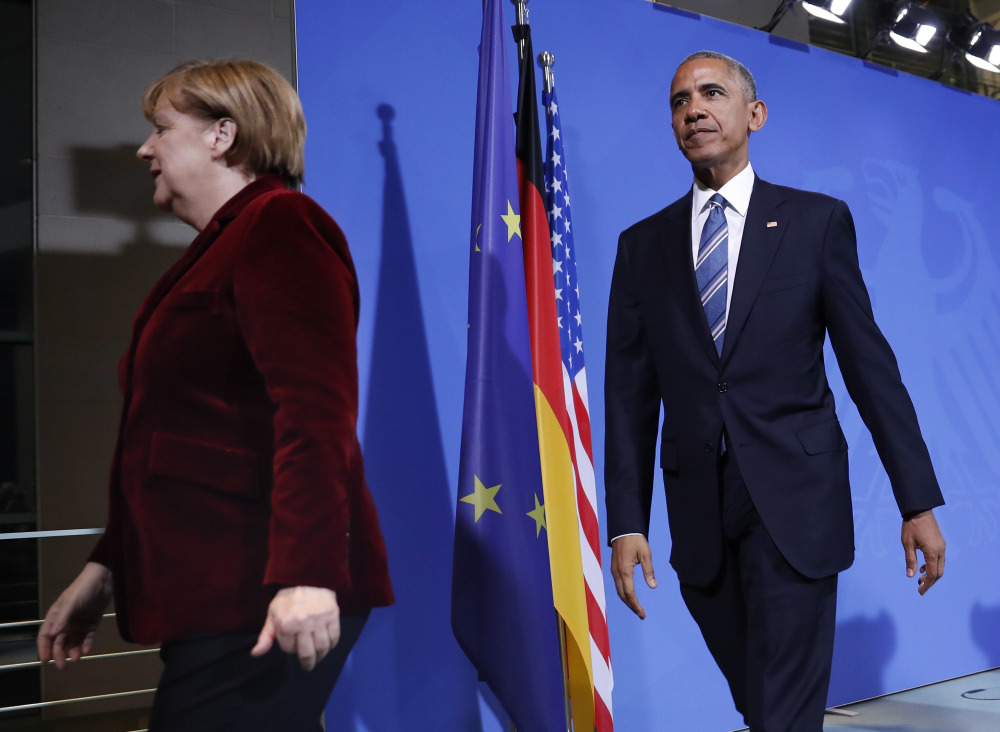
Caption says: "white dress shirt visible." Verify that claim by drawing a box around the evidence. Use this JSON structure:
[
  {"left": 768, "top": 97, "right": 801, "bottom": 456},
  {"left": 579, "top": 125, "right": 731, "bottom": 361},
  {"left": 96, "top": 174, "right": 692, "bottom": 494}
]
[{"left": 612, "top": 162, "right": 755, "bottom": 545}]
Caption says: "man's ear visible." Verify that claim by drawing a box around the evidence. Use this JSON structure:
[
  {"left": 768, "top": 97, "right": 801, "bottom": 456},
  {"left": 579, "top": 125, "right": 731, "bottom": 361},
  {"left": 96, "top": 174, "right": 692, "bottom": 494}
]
[
  {"left": 210, "top": 118, "right": 238, "bottom": 159},
  {"left": 748, "top": 99, "right": 767, "bottom": 134}
]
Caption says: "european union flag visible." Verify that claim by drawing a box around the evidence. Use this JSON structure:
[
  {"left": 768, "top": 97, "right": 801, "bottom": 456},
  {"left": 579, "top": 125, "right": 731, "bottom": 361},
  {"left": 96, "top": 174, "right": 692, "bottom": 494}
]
[{"left": 451, "top": 1, "right": 566, "bottom": 730}]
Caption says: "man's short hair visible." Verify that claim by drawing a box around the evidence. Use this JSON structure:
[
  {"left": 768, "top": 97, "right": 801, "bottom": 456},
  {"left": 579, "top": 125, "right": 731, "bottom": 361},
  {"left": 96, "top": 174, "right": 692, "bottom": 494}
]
[{"left": 679, "top": 51, "right": 757, "bottom": 103}]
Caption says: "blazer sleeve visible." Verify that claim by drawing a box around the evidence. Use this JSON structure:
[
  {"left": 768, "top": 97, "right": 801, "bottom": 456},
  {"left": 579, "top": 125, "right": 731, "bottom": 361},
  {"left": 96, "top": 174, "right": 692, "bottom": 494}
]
[
  {"left": 232, "top": 193, "right": 362, "bottom": 592},
  {"left": 821, "top": 200, "right": 944, "bottom": 515},
  {"left": 88, "top": 527, "right": 113, "bottom": 567},
  {"left": 604, "top": 231, "right": 662, "bottom": 542}
]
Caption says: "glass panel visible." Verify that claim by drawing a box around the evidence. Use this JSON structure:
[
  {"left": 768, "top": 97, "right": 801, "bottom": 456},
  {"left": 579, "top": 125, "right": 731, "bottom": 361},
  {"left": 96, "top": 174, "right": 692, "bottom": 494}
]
[
  {"left": 0, "top": 0, "right": 37, "bottom": 722},
  {"left": 0, "top": 0, "right": 33, "bottom": 335}
]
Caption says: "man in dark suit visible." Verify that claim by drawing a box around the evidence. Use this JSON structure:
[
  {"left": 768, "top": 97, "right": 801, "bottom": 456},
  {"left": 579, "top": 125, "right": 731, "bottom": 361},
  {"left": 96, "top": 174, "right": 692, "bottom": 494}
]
[{"left": 605, "top": 51, "right": 946, "bottom": 731}]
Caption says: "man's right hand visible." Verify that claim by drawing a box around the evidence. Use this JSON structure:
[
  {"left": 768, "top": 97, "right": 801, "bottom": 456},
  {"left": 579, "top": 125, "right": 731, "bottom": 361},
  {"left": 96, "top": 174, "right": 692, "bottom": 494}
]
[
  {"left": 37, "top": 562, "right": 113, "bottom": 669},
  {"left": 611, "top": 534, "right": 657, "bottom": 620}
]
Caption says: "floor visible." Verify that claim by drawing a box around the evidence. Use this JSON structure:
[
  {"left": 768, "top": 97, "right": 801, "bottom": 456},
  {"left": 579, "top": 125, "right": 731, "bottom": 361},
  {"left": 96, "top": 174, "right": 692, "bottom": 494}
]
[{"left": 735, "top": 667, "right": 1000, "bottom": 731}]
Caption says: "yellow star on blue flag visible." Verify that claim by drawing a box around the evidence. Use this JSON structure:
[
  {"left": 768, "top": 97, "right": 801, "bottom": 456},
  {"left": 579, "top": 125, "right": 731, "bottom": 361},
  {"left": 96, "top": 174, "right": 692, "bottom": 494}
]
[
  {"left": 527, "top": 493, "right": 546, "bottom": 537},
  {"left": 460, "top": 475, "right": 502, "bottom": 522},
  {"left": 501, "top": 200, "right": 521, "bottom": 242}
]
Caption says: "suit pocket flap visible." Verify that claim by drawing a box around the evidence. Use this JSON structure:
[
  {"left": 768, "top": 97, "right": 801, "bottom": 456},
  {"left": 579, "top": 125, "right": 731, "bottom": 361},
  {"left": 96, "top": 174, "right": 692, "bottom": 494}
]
[
  {"left": 660, "top": 441, "right": 679, "bottom": 470},
  {"left": 149, "top": 432, "right": 260, "bottom": 500},
  {"left": 760, "top": 272, "right": 809, "bottom": 294},
  {"left": 795, "top": 420, "right": 848, "bottom": 455}
]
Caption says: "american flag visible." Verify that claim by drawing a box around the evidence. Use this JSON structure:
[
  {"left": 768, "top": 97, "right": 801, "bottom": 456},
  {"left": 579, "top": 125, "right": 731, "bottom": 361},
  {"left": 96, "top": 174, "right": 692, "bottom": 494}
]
[{"left": 543, "top": 79, "right": 614, "bottom": 731}]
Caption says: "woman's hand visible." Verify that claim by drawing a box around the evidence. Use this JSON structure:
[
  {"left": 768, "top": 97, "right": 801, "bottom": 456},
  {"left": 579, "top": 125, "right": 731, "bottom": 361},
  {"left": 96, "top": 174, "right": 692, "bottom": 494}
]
[
  {"left": 37, "top": 562, "right": 113, "bottom": 669},
  {"left": 251, "top": 586, "right": 340, "bottom": 671}
]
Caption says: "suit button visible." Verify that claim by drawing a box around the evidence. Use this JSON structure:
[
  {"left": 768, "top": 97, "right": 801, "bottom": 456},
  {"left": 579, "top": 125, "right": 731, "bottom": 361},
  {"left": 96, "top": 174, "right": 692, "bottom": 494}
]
[
  {"left": 703, "top": 443, "right": 713, "bottom": 454},
  {"left": 718, "top": 382, "right": 728, "bottom": 393}
]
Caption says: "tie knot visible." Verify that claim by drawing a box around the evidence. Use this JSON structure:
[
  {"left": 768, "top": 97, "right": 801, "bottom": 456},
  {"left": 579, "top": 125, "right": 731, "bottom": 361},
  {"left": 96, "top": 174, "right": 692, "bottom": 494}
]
[{"left": 709, "top": 193, "right": 727, "bottom": 211}]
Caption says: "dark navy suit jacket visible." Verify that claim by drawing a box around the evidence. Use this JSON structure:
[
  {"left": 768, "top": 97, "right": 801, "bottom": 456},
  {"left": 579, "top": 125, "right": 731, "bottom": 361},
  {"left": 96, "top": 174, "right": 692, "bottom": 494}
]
[{"left": 605, "top": 177, "right": 943, "bottom": 587}]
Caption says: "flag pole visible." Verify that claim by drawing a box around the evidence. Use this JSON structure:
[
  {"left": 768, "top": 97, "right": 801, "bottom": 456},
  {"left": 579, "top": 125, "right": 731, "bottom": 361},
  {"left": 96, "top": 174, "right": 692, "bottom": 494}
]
[
  {"left": 557, "top": 613, "right": 571, "bottom": 730},
  {"left": 539, "top": 50, "right": 554, "bottom": 94},
  {"left": 511, "top": 0, "right": 529, "bottom": 60}
]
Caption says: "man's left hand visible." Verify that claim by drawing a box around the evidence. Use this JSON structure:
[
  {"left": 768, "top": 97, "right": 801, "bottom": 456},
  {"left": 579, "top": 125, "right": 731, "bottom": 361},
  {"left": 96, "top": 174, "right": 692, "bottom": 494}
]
[
  {"left": 251, "top": 586, "right": 340, "bottom": 671},
  {"left": 901, "top": 509, "right": 945, "bottom": 596}
]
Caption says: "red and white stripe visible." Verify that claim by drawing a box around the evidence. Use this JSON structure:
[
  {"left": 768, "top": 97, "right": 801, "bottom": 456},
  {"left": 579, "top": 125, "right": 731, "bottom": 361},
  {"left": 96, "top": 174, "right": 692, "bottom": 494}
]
[{"left": 562, "top": 364, "right": 613, "bottom": 730}]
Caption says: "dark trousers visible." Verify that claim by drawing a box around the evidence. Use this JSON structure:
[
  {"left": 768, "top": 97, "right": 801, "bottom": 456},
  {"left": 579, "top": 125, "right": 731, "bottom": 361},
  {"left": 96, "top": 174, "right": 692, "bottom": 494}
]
[
  {"left": 149, "top": 612, "right": 369, "bottom": 732},
  {"left": 680, "top": 451, "right": 838, "bottom": 732}
]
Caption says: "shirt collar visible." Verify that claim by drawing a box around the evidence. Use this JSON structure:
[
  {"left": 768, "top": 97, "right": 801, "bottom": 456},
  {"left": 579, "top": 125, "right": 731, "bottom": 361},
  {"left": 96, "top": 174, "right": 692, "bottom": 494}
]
[{"left": 691, "top": 162, "right": 755, "bottom": 217}]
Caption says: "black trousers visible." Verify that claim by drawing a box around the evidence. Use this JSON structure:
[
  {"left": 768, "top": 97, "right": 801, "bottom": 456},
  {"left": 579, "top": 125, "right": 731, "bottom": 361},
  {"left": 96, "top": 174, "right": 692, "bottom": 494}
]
[
  {"left": 680, "top": 450, "right": 838, "bottom": 732},
  {"left": 149, "top": 612, "right": 369, "bottom": 732}
]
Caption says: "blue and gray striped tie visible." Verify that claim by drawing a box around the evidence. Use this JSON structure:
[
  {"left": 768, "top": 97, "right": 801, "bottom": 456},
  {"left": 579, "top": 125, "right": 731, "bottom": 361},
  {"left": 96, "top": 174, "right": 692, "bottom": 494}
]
[{"left": 696, "top": 193, "right": 728, "bottom": 355}]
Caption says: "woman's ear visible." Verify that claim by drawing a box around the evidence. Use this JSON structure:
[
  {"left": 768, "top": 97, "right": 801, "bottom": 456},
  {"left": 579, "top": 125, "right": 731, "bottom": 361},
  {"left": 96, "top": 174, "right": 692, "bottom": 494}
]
[{"left": 210, "top": 117, "right": 238, "bottom": 159}]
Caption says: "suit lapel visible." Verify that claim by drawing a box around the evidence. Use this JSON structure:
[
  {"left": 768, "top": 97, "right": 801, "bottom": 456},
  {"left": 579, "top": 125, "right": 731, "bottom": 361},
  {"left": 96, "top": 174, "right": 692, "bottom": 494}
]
[
  {"left": 129, "top": 219, "right": 222, "bottom": 340},
  {"left": 129, "top": 177, "right": 286, "bottom": 340},
  {"left": 721, "top": 177, "right": 788, "bottom": 364},
  {"left": 124, "top": 177, "right": 287, "bottom": 389},
  {"left": 653, "top": 191, "right": 721, "bottom": 365}
]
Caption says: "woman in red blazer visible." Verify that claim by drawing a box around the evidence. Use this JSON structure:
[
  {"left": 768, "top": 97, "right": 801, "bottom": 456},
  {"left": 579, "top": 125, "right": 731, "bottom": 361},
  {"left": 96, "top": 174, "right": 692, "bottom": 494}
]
[{"left": 37, "top": 59, "right": 393, "bottom": 730}]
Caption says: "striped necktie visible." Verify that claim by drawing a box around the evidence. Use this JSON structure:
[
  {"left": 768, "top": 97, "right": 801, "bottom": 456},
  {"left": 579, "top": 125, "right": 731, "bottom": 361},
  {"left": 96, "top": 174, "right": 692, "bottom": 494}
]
[{"left": 696, "top": 193, "right": 728, "bottom": 355}]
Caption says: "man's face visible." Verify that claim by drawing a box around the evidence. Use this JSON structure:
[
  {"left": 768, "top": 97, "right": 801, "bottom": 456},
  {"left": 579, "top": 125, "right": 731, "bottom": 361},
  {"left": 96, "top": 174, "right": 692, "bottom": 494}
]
[{"left": 669, "top": 58, "right": 762, "bottom": 174}]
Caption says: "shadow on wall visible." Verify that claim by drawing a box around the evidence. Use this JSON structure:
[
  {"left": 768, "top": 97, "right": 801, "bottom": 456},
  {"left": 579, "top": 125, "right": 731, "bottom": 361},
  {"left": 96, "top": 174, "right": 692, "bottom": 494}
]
[
  {"left": 37, "top": 144, "right": 194, "bottom": 530},
  {"left": 34, "top": 146, "right": 192, "bottom": 718},
  {"left": 72, "top": 145, "right": 166, "bottom": 221},
  {"left": 971, "top": 602, "right": 1000, "bottom": 668},
  {"left": 828, "top": 609, "right": 896, "bottom": 706},
  {"left": 324, "top": 105, "right": 482, "bottom": 731},
  {"left": 41, "top": 146, "right": 189, "bottom": 335}
]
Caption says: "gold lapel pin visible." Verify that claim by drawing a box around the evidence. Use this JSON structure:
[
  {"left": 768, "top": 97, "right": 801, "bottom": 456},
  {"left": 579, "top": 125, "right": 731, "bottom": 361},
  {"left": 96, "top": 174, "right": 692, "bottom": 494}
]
[{"left": 766, "top": 221, "right": 778, "bottom": 227}]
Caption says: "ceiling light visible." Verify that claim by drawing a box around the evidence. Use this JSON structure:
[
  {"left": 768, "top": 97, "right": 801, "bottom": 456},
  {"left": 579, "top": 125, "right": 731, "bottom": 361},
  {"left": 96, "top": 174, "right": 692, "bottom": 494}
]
[
  {"left": 948, "top": 13, "right": 1000, "bottom": 73},
  {"left": 965, "top": 29, "right": 1000, "bottom": 72},
  {"left": 886, "top": 2, "right": 941, "bottom": 54},
  {"left": 758, "top": 0, "right": 853, "bottom": 34},
  {"left": 801, "top": 0, "right": 854, "bottom": 24}
]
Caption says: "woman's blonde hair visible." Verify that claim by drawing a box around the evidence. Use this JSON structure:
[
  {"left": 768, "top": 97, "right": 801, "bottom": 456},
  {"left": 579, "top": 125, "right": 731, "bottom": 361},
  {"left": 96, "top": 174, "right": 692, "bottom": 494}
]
[{"left": 142, "top": 59, "right": 306, "bottom": 186}]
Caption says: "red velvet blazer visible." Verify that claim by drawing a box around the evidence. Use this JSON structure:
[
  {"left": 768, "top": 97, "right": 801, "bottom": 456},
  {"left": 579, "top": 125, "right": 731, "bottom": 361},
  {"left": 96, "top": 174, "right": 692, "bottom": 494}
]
[{"left": 89, "top": 176, "right": 393, "bottom": 644}]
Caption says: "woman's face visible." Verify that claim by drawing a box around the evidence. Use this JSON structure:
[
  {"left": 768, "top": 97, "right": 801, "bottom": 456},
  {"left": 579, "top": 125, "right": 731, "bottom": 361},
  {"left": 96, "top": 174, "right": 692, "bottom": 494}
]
[{"left": 137, "top": 98, "right": 220, "bottom": 217}]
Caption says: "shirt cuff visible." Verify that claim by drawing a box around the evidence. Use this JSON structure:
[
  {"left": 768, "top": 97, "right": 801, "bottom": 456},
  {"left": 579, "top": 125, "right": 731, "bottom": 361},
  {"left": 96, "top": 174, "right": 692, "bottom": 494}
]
[{"left": 611, "top": 532, "right": 645, "bottom": 544}]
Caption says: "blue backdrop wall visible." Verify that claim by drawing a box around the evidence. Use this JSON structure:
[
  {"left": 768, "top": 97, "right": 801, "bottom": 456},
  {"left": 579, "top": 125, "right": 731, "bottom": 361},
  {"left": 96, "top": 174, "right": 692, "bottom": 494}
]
[{"left": 297, "top": 1, "right": 1000, "bottom": 729}]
